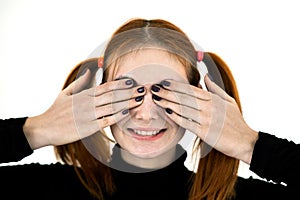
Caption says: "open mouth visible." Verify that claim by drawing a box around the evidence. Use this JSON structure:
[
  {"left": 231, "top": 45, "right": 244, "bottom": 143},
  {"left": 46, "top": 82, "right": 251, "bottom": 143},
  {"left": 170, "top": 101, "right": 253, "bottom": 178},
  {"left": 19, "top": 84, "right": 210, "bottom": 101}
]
[{"left": 127, "top": 128, "right": 167, "bottom": 140}]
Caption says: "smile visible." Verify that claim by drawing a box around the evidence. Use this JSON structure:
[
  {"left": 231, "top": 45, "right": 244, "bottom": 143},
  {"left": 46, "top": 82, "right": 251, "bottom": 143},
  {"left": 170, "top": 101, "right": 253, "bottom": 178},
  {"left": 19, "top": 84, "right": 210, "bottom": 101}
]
[{"left": 127, "top": 128, "right": 167, "bottom": 140}]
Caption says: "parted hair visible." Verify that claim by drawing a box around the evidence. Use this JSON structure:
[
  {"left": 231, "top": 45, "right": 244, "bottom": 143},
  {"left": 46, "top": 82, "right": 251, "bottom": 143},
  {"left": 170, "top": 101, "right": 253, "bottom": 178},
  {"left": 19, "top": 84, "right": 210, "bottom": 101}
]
[{"left": 55, "top": 18, "right": 241, "bottom": 200}]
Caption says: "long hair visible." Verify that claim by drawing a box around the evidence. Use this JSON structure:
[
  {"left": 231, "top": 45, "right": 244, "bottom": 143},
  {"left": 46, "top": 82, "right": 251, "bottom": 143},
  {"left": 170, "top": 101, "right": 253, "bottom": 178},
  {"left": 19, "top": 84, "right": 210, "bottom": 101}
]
[{"left": 55, "top": 18, "right": 241, "bottom": 200}]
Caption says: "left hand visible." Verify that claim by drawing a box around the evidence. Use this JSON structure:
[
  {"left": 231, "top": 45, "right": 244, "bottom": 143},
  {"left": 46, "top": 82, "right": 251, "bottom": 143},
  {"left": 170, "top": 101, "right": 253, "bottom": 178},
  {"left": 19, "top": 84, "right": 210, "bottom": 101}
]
[{"left": 151, "top": 75, "right": 258, "bottom": 164}]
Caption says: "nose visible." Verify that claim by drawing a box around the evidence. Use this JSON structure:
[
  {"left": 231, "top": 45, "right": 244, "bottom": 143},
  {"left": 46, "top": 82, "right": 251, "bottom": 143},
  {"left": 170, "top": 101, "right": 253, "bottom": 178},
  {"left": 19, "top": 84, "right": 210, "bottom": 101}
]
[{"left": 131, "top": 84, "right": 159, "bottom": 122}]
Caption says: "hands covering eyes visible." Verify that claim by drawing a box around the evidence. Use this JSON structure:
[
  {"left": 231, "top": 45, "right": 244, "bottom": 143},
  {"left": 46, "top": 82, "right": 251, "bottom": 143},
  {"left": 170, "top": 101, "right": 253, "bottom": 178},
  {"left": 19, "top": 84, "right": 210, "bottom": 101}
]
[
  {"left": 94, "top": 77, "right": 213, "bottom": 132},
  {"left": 71, "top": 72, "right": 257, "bottom": 163},
  {"left": 28, "top": 69, "right": 257, "bottom": 164},
  {"left": 92, "top": 75, "right": 256, "bottom": 163}
]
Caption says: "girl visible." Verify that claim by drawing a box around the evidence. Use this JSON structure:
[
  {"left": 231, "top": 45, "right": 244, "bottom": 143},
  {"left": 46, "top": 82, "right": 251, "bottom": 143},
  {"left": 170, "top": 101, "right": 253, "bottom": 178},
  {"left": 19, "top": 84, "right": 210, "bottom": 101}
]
[{"left": 1, "top": 18, "right": 299, "bottom": 200}]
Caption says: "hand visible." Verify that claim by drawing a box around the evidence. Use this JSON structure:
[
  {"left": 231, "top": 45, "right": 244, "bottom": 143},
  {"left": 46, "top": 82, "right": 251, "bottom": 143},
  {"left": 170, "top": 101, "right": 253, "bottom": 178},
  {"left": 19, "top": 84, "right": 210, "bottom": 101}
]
[
  {"left": 24, "top": 69, "right": 145, "bottom": 150},
  {"left": 151, "top": 75, "right": 258, "bottom": 164}
]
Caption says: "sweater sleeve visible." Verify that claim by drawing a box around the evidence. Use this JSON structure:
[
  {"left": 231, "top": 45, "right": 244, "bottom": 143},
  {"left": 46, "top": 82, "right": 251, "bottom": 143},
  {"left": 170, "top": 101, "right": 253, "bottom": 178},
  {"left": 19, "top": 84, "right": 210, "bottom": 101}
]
[
  {"left": 0, "top": 117, "right": 34, "bottom": 163},
  {"left": 250, "top": 131, "right": 300, "bottom": 187}
]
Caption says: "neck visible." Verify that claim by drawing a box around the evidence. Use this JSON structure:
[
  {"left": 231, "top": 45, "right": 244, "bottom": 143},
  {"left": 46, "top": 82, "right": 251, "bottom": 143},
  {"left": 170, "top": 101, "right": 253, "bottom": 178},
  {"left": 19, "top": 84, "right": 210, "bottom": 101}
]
[{"left": 120, "top": 147, "right": 177, "bottom": 169}]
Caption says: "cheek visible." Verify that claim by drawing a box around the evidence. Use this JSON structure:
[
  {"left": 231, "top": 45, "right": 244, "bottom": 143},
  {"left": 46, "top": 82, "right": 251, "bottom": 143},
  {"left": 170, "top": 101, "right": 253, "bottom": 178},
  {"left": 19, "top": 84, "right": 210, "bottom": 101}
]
[
  {"left": 167, "top": 118, "right": 185, "bottom": 136},
  {"left": 110, "top": 124, "right": 121, "bottom": 140},
  {"left": 167, "top": 117, "right": 185, "bottom": 136},
  {"left": 166, "top": 117, "right": 179, "bottom": 129},
  {"left": 175, "top": 126, "right": 186, "bottom": 139}
]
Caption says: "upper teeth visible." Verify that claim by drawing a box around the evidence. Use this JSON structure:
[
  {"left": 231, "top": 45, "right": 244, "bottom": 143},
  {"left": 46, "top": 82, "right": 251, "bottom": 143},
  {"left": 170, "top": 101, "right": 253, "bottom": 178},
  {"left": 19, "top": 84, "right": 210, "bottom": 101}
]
[{"left": 133, "top": 130, "right": 160, "bottom": 136}]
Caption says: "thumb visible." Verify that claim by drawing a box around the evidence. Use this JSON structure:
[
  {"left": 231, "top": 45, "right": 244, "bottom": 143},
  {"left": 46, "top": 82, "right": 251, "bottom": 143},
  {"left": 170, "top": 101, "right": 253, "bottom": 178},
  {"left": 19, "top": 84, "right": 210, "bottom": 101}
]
[
  {"left": 63, "top": 69, "right": 92, "bottom": 95},
  {"left": 204, "top": 74, "right": 231, "bottom": 101}
]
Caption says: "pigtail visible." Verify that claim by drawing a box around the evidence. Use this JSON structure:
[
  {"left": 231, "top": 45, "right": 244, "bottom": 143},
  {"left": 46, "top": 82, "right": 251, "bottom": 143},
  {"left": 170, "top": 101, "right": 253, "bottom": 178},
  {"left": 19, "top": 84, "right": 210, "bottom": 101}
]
[
  {"left": 189, "top": 52, "right": 241, "bottom": 200},
  {"left": 55, "top": 58, "right": 115, "bottom": 200},
  {"left": 206, "top": 52, "right": 242, "bottom": 112}
]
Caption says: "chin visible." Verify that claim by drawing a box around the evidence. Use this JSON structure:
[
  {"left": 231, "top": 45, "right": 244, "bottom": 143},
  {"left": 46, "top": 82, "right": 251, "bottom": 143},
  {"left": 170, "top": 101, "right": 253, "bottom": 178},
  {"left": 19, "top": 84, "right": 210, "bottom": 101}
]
[
  {"left": 118, "top": 133, "right": 183, "bottom": 161},
  {"left": 127, "top": 144, "right": 172, "bottom": 158}
]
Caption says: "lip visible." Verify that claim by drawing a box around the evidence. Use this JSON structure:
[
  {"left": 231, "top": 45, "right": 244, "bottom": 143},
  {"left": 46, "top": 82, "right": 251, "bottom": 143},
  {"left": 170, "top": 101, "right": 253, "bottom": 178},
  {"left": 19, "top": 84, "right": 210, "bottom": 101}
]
[{"left": 127, "top": 128, "right": 167, "bottom": 141}]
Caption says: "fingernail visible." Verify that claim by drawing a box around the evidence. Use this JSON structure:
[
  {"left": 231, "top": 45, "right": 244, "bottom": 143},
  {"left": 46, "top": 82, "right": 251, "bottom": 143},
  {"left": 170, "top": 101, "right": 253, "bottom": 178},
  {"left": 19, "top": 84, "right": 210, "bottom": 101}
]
[
  {"left": 135, "top": 96, "right": 143, "bottom": 102},
  {"left": 151, "top": 85, "right": 160, "bottom": 92},
  {"left": 125, "top": 79, "right": 133, "bottom": 85},
  {"left": 161, "top": 80, "right": 171, "bottom": 87},
  {"left": 165, "top": 108, "right": 173, "bottom": 114},
  {"left": 122, "top": 109, "right": 129, "bottom": 115},
  {"left": 137, "top": 86, "right": 145, "bottom": 93},
  {"left": 152, "top": 94, "right": 162, "bottom": 101}
]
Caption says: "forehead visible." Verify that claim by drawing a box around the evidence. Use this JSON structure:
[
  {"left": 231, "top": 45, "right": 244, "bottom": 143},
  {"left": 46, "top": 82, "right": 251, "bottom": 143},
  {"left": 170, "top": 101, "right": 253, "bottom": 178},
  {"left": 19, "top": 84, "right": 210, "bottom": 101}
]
[{"left": 112, "top": 49, "right": 188, "bottom": 84}]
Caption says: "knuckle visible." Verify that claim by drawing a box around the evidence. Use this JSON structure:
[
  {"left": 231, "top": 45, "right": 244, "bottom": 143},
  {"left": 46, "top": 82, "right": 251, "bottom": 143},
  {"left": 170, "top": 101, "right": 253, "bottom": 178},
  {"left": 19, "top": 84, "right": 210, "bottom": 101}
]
[
  {"left": 101, "top": 117, "right": 110, "bottom": 127},
  {"left": 124, "top": 89, "right": 134, "bottom": 98},
  {"left": 180, "top": 94, "right": 189, "bottom": 104},
  {"left": 105, "top": 92, "right": 114, "bottom": 103},
  {"left": 105, "top": 105, "right": 112, "bottom": 113},
  {"left": 107, "top": 81, "right": 118, "bottom": 91}
]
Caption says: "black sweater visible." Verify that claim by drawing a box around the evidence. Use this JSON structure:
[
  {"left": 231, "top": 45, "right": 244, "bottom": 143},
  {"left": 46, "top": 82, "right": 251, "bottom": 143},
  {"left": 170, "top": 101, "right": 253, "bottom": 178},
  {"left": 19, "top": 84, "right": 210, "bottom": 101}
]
[{"left": 0, "top": 117, "right": 299, "bottom": 199}]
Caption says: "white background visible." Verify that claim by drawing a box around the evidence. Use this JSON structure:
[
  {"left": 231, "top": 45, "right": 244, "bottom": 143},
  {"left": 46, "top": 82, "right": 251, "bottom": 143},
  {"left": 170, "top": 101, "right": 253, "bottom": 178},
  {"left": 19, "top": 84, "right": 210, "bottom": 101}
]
[{"left": 1, "top": 0, "right": 300, "bottom": 178}]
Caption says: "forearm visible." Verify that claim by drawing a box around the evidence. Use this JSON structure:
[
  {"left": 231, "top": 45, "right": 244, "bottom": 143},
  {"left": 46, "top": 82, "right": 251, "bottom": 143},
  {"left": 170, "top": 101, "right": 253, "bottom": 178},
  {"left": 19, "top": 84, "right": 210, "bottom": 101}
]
[
  {"left": 250, "top": 131, "right": 300, "bottom": 185},
  {"left": 0, "top": 118, "right": 33, "bottom": 163}
]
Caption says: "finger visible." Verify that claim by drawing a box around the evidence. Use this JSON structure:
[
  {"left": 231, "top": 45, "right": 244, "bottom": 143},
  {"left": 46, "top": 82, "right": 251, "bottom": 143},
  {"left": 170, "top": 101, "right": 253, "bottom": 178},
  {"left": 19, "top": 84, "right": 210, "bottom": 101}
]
[
  {"left": 95, "top": 85, "right": 145, "bottom": 106},
  {"left": 151, "top": 84, "right": 207, "bottom": 110},
  {"left": 97, "top": 108, "right": 131, "bottom": 128},
  {"left": 95, "top": 95, "right": 144, "bottom": 119},
  {"left": 64, "top": 69, "right": 92, "bottom": 95},
  {"left": 159, "top": 80, "right": 211, "bottom": 101},
  {"left": 91, "top": 78, "right": 135, "bottom": 96},
  {"left": 152, "top": 96, "right": 210, "bottom": 125},
  {"left": 164, "top": 107, "right": 205, "bottom": 137},
  {"left": 204, "top": 74, "right": 233, "bottom": 102}
]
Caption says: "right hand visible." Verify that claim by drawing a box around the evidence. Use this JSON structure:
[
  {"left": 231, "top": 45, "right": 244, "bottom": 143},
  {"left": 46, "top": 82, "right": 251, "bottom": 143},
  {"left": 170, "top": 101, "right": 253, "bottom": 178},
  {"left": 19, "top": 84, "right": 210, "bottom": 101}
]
[{"left": 23, "top": 69, "right": 145, "bottom": 150}]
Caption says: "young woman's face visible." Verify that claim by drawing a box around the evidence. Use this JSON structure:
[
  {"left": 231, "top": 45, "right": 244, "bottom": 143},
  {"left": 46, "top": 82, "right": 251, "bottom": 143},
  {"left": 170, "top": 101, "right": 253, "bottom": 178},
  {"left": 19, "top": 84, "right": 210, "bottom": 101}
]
[{"left": 109, "top": 48, "right": 188, "bottom": 159}]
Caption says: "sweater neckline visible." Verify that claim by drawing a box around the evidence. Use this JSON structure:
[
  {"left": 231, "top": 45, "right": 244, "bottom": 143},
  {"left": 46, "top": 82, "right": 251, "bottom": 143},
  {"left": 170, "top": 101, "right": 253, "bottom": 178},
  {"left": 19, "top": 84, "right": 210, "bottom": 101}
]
[
  {"left": 109, "top": 144, "right": 188, "bottom": 173},
  {"left": 109, "top": 144, "right": 192, "bottom": 199}
]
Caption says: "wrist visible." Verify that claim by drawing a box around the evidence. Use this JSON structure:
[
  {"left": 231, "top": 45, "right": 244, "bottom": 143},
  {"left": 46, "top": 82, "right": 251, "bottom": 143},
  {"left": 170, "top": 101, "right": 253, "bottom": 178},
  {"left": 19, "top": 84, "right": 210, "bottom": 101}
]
[
  {"left": 240, "top": 128, "right": 259, "bottom": 164},
  {"left": 23, "top": 116, "right": 48, "bottom": 150}
]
